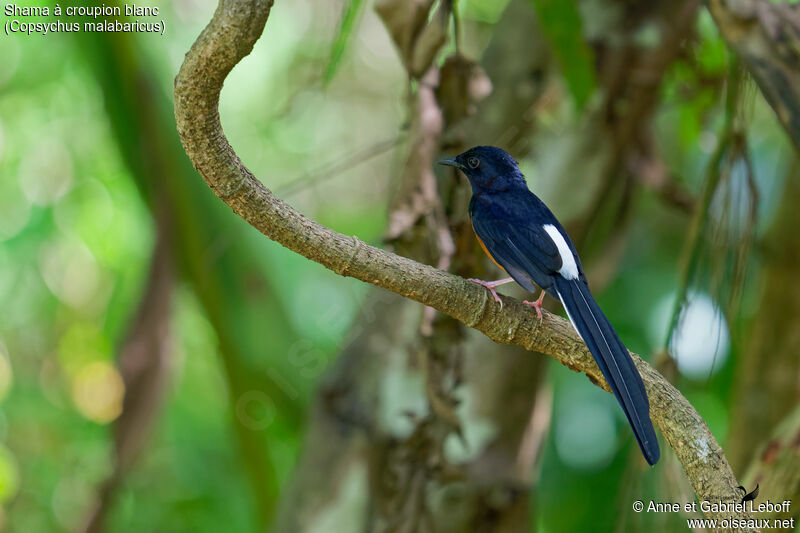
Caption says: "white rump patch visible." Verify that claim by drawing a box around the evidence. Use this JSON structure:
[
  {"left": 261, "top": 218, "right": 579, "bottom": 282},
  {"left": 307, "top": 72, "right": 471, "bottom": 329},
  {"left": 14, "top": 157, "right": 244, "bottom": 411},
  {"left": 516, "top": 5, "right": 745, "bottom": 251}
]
[{"left": 543, "top": 224, "right": 579, "bottom": 280}]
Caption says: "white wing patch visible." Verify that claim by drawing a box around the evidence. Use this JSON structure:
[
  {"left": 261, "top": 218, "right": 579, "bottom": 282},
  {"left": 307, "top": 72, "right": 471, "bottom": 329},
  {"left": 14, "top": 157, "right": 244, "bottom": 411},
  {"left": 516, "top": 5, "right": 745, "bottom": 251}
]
[{"left": 543, "top": 224, "right": 579, "bottom": 280}]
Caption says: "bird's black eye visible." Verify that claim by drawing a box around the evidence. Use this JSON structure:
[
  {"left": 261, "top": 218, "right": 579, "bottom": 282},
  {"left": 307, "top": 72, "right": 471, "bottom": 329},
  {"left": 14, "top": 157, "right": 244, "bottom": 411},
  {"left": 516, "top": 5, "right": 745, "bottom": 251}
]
[{"left": 467, "top": 156, "right": 480, "bottom": 169}]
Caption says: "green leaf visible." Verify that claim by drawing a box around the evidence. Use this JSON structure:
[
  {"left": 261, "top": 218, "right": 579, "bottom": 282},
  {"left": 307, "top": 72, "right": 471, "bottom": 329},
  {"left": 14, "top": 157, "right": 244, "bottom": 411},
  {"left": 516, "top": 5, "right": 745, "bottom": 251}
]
[
  {"left": 324, "top": 0, "right": 366, "bottom": 85},
  {"left": 528, "top": 0, "right": 596, "bottom": 109}
]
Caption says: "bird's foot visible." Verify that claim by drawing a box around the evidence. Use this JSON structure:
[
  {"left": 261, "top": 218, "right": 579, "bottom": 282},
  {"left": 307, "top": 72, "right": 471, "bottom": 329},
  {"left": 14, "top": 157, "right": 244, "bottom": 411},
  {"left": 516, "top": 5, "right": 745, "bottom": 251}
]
[
  {"left": 523, "top": 291, "right": 546, "bottom": 321},
  {"left": 468, "top": 277, "right": 513, "bottom": 309}
]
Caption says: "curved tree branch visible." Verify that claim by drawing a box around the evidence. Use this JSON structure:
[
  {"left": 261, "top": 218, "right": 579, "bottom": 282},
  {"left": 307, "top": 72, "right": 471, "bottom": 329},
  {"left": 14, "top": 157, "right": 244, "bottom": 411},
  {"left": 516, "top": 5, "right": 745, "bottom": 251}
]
[
  {"left": 174, "top": 0, "right": 752, "bottom": 524},
  {"left": 708, "top": 0, "right": 800, "bottom": 150}
]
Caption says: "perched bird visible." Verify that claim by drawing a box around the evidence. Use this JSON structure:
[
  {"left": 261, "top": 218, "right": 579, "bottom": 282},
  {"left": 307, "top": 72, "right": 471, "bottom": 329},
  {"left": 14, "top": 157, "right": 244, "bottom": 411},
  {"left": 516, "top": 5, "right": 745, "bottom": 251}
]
[{"left": 438, "top": 146, "right": 660, "bottom": 465}]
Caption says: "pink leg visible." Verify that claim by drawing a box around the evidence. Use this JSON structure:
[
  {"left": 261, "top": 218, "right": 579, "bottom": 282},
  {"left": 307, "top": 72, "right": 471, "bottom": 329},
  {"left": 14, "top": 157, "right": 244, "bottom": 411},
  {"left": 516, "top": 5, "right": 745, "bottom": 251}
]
[
  {"left": 467, "top": 277, "right": 514, "bottom": 308},
  {"left": 523, "top": 290, "right": 546, "bottom": 320}
]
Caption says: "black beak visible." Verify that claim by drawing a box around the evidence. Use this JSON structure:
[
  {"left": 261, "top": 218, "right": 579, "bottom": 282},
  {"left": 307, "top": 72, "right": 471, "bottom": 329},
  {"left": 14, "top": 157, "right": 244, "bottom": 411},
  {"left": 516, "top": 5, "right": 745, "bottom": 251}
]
[{"left": 437, "top": 158, "right": 465, "bottom": 170}]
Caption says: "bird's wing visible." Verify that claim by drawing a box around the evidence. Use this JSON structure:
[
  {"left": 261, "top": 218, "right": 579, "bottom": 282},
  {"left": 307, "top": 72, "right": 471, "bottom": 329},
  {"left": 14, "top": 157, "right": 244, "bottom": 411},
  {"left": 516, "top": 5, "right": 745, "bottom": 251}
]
[{"left": 472, "top": 209, "right": 563, "bottom": 287}]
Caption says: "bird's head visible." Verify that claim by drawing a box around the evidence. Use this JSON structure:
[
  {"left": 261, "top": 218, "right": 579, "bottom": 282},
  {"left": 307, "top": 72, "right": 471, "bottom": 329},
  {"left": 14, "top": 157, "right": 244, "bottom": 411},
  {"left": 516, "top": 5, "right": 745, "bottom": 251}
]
[{"left": 438, "top": 146, "right": 526, "bottom": 193}]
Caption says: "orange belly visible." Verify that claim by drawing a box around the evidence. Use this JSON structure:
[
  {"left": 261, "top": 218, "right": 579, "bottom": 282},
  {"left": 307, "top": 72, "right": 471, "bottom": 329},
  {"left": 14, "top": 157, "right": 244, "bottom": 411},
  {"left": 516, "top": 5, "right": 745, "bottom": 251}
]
[{"left": 473, "top": 227, "right": 505, "bottom": 270}]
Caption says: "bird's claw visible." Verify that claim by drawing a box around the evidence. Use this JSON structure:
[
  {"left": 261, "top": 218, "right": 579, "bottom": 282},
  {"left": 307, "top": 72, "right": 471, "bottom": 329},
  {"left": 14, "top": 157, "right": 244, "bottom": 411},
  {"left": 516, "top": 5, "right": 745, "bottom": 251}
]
[
  {"left": 523, "top": 300, "right": 543, "bottom": 320},
  {"left": 523, "top": 291, "right": 546, "bottom": 321},
  {"left": 468, "top": 278, "right": 503, "bottom": 309}
]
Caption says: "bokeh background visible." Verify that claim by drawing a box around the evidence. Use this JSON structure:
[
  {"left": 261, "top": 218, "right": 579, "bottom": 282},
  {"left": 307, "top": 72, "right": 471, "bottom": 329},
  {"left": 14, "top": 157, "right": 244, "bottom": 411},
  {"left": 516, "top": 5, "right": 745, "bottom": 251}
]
[{"left": 1, "top": 0, "right": 798, "bottom": 531}]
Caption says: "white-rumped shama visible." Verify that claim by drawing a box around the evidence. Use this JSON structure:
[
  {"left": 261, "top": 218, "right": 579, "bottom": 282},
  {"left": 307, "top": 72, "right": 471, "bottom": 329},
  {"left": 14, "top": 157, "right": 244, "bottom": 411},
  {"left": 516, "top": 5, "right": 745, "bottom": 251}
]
[{"left": 439, "top": 146, "right": 660, "bottom": 466}]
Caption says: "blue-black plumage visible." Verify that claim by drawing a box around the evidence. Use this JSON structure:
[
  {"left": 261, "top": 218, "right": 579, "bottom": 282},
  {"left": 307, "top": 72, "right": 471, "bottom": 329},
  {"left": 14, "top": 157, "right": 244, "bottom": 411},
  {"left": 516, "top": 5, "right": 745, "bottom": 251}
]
[{"left": 439, "top": 145, "right": 660, "bottom": 465}]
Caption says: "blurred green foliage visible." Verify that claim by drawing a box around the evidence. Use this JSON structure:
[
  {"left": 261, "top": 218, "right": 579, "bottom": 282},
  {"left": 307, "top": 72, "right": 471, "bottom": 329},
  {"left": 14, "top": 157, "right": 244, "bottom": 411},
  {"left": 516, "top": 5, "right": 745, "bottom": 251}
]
[{"left": 528, "top": 0, "right": 595, "bottom": 109}]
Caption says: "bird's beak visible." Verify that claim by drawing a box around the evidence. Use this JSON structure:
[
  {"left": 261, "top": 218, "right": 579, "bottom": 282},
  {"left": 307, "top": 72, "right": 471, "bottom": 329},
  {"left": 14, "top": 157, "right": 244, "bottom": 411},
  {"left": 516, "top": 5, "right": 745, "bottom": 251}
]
[{"left": 437, "top": 158, "right": 465, "bottom": 170}]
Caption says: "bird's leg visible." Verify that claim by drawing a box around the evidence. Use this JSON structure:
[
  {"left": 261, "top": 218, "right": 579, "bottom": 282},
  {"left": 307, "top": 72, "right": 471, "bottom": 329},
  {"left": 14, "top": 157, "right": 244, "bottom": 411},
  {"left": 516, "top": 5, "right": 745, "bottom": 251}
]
[
  {"left": 523, "top": 290, "right": 546, "bottom": 320},
  {"left": 467, "top": 277, "right": 514, "bottom": 308}
]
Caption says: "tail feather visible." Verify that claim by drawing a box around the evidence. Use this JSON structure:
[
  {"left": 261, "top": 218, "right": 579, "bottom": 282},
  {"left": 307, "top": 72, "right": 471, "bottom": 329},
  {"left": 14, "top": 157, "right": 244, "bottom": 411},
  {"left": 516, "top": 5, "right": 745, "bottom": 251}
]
[{"left": 554, "top": 277, "right": 660, "bottom": 465}]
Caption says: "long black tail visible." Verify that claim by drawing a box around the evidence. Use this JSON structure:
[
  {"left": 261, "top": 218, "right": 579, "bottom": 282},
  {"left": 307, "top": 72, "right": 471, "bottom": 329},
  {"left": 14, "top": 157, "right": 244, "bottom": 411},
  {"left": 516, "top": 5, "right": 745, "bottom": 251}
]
[{"left": 553, "top": 276, "right": 660, "bottom": 465}]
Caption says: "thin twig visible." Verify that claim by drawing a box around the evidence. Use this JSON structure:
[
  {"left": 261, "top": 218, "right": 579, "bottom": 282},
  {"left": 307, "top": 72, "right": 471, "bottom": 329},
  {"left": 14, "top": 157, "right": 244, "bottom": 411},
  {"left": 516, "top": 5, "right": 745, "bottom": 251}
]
[{"left": 277, "top": 136, "right": 404, "bottom": 196}]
